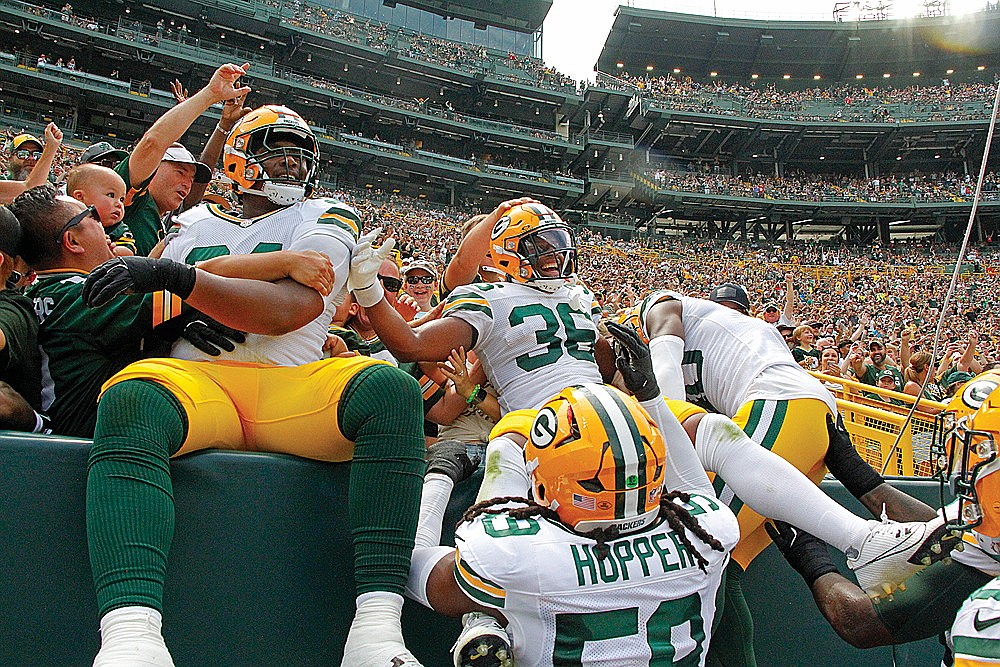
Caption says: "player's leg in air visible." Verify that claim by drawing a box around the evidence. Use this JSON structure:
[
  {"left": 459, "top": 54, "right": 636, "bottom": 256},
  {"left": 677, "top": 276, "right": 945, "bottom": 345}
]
[{"left": 87, "top": 356, "right": 427, "bottom": 667}]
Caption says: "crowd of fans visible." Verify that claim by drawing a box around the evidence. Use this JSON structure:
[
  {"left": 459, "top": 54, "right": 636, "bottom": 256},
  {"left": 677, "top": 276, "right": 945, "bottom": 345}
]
[
  {"left": 283, "top": 3, "right": 575, "bottom": 91},
  {"left": 612, "top": 72, "right": 998, "bottom": 123},
  {"left": 648, "top": 167, "right": 1000, "bottom": 203}
]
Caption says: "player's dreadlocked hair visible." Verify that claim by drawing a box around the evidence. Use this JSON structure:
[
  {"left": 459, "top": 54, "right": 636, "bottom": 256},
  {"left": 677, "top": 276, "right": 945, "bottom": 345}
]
[{"left": 460, "top": 490, "right": 726, "bottom": 573}]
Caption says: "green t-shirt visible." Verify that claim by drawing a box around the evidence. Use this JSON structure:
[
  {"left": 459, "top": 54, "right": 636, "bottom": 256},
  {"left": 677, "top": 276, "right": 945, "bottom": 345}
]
[
  {"left": 860, "top": 363, "right": 904, "bottom": 392},
  {"left": 792, "top": 347, "right": 821, "bottom": 370},
  {"left": 115, "top": 155, "right": 165, "bottom": 257},
  {"left": 0, "top": 289, "right": 42, "bottom": 410},
  {"left": 27, "top": 270, "right": 151, "bottom": 437}
]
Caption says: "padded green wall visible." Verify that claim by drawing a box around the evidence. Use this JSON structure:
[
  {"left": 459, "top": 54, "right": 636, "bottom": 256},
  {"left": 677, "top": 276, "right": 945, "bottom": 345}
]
[{"left": 0, "top": 434, "right": 955, "bottom": 665}]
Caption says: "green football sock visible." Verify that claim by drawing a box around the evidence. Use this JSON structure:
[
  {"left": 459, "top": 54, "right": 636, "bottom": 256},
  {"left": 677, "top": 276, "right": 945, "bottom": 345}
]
[
  {"left": 706, "top": 561, "right": 757, "bottom": 667},
  {"left": 87, "top": 380, "right": 187, "bottom": 616},
  {"left": 338, "top": 364, "right": 426, "bottom": 596}
]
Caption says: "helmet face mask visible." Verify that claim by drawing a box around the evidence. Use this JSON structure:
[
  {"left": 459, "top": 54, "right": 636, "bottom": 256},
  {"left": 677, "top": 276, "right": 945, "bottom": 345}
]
[
  {"left": 526, "top": 384, "right": 665, "bottom": 536},
  {"left": 491, "top": 204, "right": 577, "bottom": 292},
  {"left": 224, "top": 105, "right": 319, "bottom": 206},
  {"left": 934, "top": 374, "right": 1000, "bottom": 541}
]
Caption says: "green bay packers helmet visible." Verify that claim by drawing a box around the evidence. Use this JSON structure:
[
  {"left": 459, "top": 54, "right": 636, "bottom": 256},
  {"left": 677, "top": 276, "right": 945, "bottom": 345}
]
[
  {"left": 223, "top": 104, "right": 318, "bottom": 206},
  {"left": 934, "top": 371, "right": 1000, "bottom": 543},
  {"left": 525, "top": 383, "right": 665, "bottom": 535},
  {"left": 616, "top": 305, "right": 649, "bottom": 344},
  {"left": 490, "top": 203, "right": 576, "bottom": 293}
]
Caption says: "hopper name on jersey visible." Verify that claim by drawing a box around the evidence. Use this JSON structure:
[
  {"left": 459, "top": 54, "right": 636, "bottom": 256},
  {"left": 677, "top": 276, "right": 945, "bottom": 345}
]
[{"left": 571, "top": 530, "right": 699, "bottom": 587}]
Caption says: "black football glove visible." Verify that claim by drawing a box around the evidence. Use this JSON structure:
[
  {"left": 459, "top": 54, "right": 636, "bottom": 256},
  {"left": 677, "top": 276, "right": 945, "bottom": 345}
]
[
  {"left": 426, "top": 439, "right": 477, "bottom": 485},
  {"left": 606, "top": 321, "right": 660, "bottom": 402},
  {"left": 83, "top": 256, "right": 197, "bottom": 308},
  {"left": 179, "top": 316, "right": 247, "bottom": 356},
  {"left": 764, "top": 520, "right": 839, "bottom": 587}
]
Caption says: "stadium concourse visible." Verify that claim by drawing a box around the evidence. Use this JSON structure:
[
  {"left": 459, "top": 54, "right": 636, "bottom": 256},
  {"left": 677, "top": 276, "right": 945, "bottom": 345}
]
[{"left": 3, "top": 0, "right": 1000, "bottom": 665}]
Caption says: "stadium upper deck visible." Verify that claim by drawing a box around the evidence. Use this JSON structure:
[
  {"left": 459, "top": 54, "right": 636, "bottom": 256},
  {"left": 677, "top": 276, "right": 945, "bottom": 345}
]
[{"left": 0, "top": 0, "right": 997, "bottom": 242}]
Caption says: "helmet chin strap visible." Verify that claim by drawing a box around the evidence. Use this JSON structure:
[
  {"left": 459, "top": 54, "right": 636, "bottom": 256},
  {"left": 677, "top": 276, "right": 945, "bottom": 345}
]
[{"left": 239, "top": 181, "right": 307, "bottom": 206}]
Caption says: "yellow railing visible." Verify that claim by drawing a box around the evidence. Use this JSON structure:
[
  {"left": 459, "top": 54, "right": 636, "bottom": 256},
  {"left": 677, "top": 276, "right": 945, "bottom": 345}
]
[{"left": 810, "top": 372, "right": 947, "bottom": 477}]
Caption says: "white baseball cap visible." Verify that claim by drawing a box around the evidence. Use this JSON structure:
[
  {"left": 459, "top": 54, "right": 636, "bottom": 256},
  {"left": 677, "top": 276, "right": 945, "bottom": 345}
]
[{"left": 162, "top": 143, "right": 211, "bottom": 184}]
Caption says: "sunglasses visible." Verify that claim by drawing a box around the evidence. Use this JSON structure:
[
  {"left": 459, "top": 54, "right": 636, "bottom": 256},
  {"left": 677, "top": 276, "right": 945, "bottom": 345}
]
[
  {"left": 377, "top": 275, "right": 402, "bottom": 293},
  {"left": 405, "top": 275, "right": 436, "bottom": 285},
  {"left": 5, "top": 269, "right": 23, "bottom": 290},
  {"left": 14, "top": 149, "right": 43, "bottom": 160},
  {"left": 61, "top": 205, "right": 100, "bottom": 236}
]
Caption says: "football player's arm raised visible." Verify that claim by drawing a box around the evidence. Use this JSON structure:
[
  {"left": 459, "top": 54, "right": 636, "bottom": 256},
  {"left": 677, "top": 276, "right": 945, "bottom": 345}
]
[
  {"left": 642, "top": 297, "right": 688, "bottom": 401},
  {"left": 350, "top": 232, "right": 474, "bottom": 362},
  {"left": 442, "top": 197, "right": 536, "bottom": 294}
]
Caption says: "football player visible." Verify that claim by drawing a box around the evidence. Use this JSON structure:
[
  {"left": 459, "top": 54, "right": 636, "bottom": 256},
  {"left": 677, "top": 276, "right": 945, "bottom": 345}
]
[
  {"left": 406, "top": 380, "right": 739, "bottom": 667},
  {"left": 943, "top": 373, "right": 1000, "bottom": 665},
  {"left": 352, "top": 205, "right": 952, "bottom": 664},
  {"left": 764, "top": 372, "right": 1000, "bottom": 653},
  {"left": 81, "top": 105, "right": 426, "bottom": 667},
  {"left": 620, "top": 285, "right": 953, "bottom": 665}
]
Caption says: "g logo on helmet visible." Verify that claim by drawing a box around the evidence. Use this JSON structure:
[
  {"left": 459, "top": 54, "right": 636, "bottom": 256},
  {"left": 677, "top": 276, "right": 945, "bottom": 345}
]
[
  {"left": 531, "top": 407, "right": 559, "bottom": 448},
  {"left": 963, "top": 378, "right": 1000, "bottom": 410},
  {"left": 491, "top": 215, "right": 510, "bottom": 240}
]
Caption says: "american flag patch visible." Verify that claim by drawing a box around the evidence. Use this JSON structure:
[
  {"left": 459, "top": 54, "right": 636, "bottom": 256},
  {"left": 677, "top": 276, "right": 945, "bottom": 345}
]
[{"left": 572, "top": 494, "right": 596, "bottom": 511}]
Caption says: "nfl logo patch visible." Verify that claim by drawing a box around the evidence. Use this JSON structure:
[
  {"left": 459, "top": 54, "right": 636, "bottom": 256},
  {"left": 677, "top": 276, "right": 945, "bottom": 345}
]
[
  {"left": 572, "top": 494, "right": 596, "bottom": 511},
  {"left": 626, "top": 475, "right": 639, "bottom": 489}
]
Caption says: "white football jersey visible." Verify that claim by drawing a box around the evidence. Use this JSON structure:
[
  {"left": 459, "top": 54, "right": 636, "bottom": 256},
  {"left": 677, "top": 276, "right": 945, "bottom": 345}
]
[
  {"left": 948, "top": 576, "right": 1000, "bottom": 665},
  {"left": 442, "top": 281, "right": 603, "bottom": 412},
  {"left": 638, "top": 290, "right": 836, "bottom": 416},
  {"left": 163, "top": 199, "right": 360, "bottom": 366},
  {"left": 454, "top": 494, "right": 738, "bottom": 667}
]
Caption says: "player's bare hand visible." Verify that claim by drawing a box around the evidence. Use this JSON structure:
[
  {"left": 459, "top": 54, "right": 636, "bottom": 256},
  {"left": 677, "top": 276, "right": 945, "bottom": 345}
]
[
  {"left": 206, "top": 63, "right": 252, "bottom": 104},
  {"left": 287, "top": 250, "right": 334, "bottom": 296},
  {"left": 170, "top": 79, "right": 188, "bottom": 104}
]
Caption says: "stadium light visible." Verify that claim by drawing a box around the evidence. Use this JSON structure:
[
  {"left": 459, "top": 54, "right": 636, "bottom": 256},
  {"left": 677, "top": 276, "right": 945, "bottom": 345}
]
[
  {"left": 616, "top": 62, "right": 624, "bottom": 69},
  {"left": 912, "top": 72, "right": 920, "bottom": 77},
  {"left": 783, "top": 74, "right": 791, "bottom": 79},
  {"left": 946, "top": 69, "right": 954, "bottom": 74},
  {"left": 819, "top": 156, "right": 825, "bottom": 160},
  {"left": 896, "top": 156, "right": 903, "bottom": 160},
  {"left": 979, "top": 65, "right": 987, "bottom": 70},
  {"left": 673, "top": 68, "right": 681, "bottom": 73},
  {"left": 751, "top": 74, "right": 759, "bottom": 79},
  {"left": 813, "top": 75, "right": 821, "bottom": 80},
  {"left": 934, "top": 154, "right": 941, "bottom": 158},
  {"left": 710, "top": 72, "right": 718, "bottom": 77},
  {"left": 646, "top": 65, "right": 654, "bottom": 71},
  {"left": 855, "top": 74, "right": 863, "bottom": 79},
  {"left": 883, "top": 73, "right": 890, "bottom": 78}
]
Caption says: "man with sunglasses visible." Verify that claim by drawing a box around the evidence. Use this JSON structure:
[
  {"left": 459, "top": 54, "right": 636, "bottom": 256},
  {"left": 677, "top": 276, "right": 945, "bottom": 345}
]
[
  {"left": 113, "top": 63, "right": 248, "bottom": 255},
  {"left": 1, "top": 124, "right": 63, "bottom": 205}
]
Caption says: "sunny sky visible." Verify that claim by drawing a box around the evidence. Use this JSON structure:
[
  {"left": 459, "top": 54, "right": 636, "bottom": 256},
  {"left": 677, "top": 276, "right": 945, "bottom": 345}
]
[{"left": 541, "top": 0, "right": 992, "bottom": 83}]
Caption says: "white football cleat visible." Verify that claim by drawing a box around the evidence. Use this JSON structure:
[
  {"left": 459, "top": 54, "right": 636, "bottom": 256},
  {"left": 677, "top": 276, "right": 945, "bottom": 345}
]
[
  {"left": 452, "top": 612, "right": 513, "bottom": 667},
  {"left": 93, "top": 607, "right": 175, "bottom": 667},
  {"left": 847, "top": 514, "right": 959, "bottom": 598}
]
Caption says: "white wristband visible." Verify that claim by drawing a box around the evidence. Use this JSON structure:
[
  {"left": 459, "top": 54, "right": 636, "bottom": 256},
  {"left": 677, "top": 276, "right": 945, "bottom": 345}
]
[
  {"left": 352, "top": 280, "right": 385, "bottom": 308},
  {"left": 215, "top": 123, "right": 230, "bottom": 135}
]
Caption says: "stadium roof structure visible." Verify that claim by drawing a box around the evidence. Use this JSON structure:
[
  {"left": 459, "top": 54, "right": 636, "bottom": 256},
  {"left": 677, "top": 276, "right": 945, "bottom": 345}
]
[
  {"left": 598, "top": 6, "right": 1000, "bottom": 82},
  {"left": 390, "top": 0, "right": 552, "bottom": 33}
]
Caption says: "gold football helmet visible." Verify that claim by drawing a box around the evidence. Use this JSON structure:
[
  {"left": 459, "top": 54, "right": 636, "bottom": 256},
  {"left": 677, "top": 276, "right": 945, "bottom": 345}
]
[
  {"left": 223, "top": 104, "right": 318, "bottom": 206},
  {"left": 490, "top": 203, "right": 576, "bottom": 293},
  {"left": 934, "top": 371, "right": 1000, "bottom": 539},
  {"left": 525, "top": 383, "right": 665, "bottom": 535},
  {"left": 616, "top": 305, "right": 649, "bottom": 344}
]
